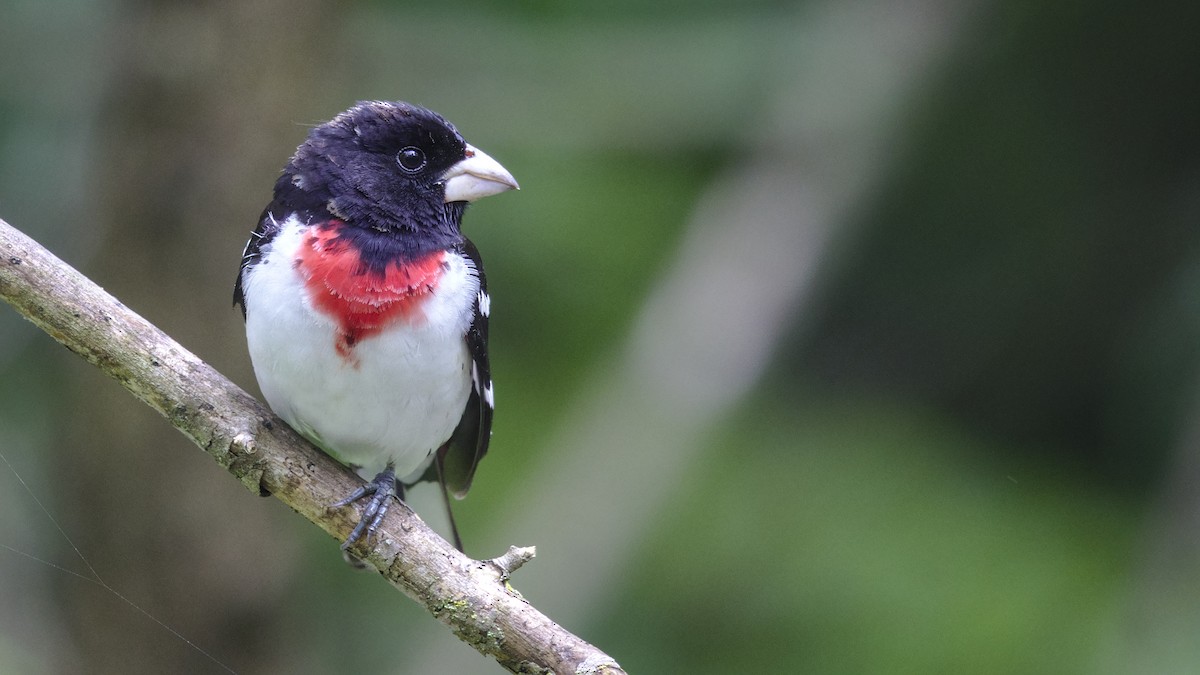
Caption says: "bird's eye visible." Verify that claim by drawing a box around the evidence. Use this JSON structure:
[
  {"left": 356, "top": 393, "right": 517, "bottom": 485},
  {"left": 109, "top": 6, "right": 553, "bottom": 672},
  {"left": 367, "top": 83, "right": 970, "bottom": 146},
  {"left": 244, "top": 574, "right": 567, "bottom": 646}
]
[{"left": 396, "top": 146, "right": 426, "bottom": 172}]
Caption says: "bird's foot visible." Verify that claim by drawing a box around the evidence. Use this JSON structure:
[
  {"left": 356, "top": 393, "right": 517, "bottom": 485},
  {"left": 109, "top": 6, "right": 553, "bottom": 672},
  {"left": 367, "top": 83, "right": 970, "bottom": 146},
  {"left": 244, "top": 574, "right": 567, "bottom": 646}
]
[{"left": 331, "top": 465, "right": 398, "bottom": 554}]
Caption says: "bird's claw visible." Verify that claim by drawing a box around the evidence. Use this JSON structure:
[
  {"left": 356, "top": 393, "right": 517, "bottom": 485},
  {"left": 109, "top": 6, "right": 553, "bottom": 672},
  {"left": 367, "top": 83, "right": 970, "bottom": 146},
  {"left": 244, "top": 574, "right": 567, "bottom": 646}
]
[{"left": 331, "top": 466, "right": 397, "bottom": 552}]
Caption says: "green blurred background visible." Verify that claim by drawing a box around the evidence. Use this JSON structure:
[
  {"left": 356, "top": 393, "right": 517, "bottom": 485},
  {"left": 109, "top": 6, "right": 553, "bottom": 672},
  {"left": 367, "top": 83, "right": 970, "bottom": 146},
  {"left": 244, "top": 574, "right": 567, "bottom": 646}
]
[{"left": 3, "top": 0, "right": 1200, "bottom": 673}]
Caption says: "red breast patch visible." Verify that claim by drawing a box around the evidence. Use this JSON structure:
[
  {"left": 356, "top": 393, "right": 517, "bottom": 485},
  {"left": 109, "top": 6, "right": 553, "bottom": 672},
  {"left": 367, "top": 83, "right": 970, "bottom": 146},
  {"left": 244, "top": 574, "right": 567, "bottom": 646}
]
[{"left": 295, "top": 223, "right": 445, "bottom": 360}]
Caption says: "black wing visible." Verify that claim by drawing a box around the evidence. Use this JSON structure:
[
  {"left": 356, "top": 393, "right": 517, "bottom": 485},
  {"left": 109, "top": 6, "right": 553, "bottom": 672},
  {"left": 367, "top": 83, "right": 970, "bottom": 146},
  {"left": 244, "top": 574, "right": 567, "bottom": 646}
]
[
  {"left": 233, "top": 206, "right": 285, "bottom": 317},
  {"left": 235, "top": 169, "right": 330, "bottom": 316},
  {"left": 436, "top": 237, "right": 494, "bottom": 498}
]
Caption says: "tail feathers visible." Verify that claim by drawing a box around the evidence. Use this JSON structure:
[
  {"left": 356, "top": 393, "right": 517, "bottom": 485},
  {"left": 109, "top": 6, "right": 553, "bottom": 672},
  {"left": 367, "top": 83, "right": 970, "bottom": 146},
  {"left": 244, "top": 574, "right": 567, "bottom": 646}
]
[{"left": 433, "top": 448, "right": 465, "bottom": 552}]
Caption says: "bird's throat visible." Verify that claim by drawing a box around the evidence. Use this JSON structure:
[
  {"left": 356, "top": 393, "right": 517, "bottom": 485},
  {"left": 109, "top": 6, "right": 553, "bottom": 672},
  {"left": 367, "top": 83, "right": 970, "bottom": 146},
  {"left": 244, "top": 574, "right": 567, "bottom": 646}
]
[{"left": 295, "top": 221, "right": 447, "bottom": 361}]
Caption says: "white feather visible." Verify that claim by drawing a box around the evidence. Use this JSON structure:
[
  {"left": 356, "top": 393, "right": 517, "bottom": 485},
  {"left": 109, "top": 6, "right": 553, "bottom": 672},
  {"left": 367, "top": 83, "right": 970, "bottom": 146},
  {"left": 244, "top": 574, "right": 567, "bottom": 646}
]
[{"left": 241, "top": 215, "right": 478, "bottom": 476}]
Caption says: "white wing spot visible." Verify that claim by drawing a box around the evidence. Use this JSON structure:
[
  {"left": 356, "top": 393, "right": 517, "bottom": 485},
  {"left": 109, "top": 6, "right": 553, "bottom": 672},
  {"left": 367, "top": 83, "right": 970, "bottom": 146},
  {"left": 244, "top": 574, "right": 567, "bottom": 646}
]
[
  {"left": 483, "top": 381, "right": 495, "bottom": 408},
  {"left": 477, "top": 290, "right": 491, "bottom": 318}
]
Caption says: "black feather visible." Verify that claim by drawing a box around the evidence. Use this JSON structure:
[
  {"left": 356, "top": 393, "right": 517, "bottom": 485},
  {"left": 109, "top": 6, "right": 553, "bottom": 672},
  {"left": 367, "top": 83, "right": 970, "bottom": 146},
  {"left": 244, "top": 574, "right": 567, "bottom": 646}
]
[{"left": 435, "top": 237, "right": 493, "bottom": 498}]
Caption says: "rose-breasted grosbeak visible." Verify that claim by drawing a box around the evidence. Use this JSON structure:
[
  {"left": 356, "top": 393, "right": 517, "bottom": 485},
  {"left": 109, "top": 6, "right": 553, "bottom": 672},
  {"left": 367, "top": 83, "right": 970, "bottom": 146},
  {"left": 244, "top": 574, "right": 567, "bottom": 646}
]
[{"left": 234, "top": 101, "right": 517, "bottom": 554}]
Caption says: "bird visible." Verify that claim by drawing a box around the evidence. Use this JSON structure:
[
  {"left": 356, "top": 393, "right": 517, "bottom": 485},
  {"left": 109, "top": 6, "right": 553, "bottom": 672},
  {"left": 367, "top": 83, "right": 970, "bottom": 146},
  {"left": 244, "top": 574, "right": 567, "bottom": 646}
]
[{"left": 233, "top": 100, "right": 517, "bottom": 555}]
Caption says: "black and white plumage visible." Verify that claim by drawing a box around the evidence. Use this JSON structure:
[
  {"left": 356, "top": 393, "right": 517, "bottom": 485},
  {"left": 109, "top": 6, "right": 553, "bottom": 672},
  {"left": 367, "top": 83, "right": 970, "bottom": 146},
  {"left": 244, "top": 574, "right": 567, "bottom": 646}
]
[{"left": 234, "top": 101, "right": 516, "bottom": 553}]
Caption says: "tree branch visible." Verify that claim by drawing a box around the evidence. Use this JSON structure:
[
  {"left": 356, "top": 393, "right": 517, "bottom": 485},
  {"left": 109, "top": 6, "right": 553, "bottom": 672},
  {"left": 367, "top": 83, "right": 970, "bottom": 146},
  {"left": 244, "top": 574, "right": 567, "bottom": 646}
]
[{"left": 0, "top": 217, "right": 625, "bottom": 675}]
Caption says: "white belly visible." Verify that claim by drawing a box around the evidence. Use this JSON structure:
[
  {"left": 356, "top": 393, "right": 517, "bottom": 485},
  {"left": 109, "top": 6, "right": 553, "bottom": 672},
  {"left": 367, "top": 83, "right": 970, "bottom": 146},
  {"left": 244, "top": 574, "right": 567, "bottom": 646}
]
[{"left": 241, "top": 217, "right": 477, "bottom": 476}]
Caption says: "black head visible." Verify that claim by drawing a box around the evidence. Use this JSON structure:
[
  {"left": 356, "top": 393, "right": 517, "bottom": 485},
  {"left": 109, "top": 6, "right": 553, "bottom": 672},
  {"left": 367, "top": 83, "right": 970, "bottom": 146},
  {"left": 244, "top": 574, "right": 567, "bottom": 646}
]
[{"left": 281, "top": 101, "right": 471, "bottom": 239}]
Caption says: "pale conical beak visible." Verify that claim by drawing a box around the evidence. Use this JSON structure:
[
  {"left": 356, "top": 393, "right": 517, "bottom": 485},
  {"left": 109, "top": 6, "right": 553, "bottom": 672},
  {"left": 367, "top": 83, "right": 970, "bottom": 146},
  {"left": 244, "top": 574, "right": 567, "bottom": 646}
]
[{"left": 441, "top": 144, "right": 519, "bottom": 203}]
